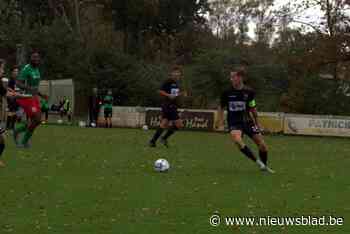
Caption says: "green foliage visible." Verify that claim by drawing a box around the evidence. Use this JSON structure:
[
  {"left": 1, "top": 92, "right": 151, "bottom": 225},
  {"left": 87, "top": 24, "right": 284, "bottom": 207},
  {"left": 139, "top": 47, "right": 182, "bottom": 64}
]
[
  {"left": 282, "top": 75, "right": 350, "bottom": 115},
  {"left": 190, "top": 49, "right": 288, "bottom": 110},
  {"left": 191, "top": 49, "right": 242, "bottom": 104},
  {"left": 87, "top": 48, "right": 168, "bottom": 106}
]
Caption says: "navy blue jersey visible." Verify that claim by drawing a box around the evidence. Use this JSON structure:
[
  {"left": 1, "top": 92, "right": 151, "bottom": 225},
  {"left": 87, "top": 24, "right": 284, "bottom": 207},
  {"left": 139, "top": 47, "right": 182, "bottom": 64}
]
[
  {"left": 160, "top": 78, "right": 180, "bottom": 105},
  {"left": 220, "top": 86, "right": 256, "bottom": 125},
  {"left": 8, "top": 78, "right": 16, "bottom": 90}
]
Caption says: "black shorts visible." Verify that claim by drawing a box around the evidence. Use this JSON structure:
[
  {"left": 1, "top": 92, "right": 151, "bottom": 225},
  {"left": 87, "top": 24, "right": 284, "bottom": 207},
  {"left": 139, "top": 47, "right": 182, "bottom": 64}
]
[
  {"left": 228, "top": 122, "right": 261, "bottom": 138},
  {"left": 104, "top": 109, "right": 112, "bottom": 118},
  {"left": 7, "top": 97, "right": 18, "bottom": 112},
  {"left": 161, "top": 104, "right": 179, "bottom": 121}
]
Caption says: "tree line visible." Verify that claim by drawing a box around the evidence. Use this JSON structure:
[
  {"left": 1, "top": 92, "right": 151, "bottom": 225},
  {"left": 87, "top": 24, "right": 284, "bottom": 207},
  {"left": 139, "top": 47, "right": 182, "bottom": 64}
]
[{"left": 0, "top": 0, "right": 349, "bottom": 115}]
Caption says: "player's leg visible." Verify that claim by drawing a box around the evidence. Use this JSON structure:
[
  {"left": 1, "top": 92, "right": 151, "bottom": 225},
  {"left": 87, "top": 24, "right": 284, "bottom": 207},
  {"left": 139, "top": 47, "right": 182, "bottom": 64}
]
[
  {"left": 149, "top": 117, "right": 169, "bottom": 147},
  {"left": 230, "top": 129, "right": 259, "bottom": 163},
  {"left": 109, "top": 111, "right": 113, "bottom": 128},
  {"left": 251, "top": 133, "right": 274, "bottom": 173},
  {"left": 104, "top": 110, "right": 108, "bottom": 128},
  {"left": 93, "top": 109, "right": 99, "bottom": 126},
  {"left": 251, "top": 134, "right": 268, "bottom": 165},
  {"left": 45, "top": 109, "right": 48, "bottom": 122},
  {"left": 20, "top": 97, "right": 42, "bottom": 147},
  {"left": 13, "top": 100, "right": 29, "bottom": 144},
  {"left": 108, "top": 116, "right": 112, "bottom": 128},
  {"left": 160, "top": 118, "right": 182, "bottom": 147},
  {"left": 6, "top": 114, "right": 11, "bottom": 129},
  {"left": 8, "top": 114, "right": 15, "bottom": 129},
  {"left": 0, "top": 132, "right": 5, "bottom": 167},
  {"left": 20, "top": 111, "right": 41, "bottom": 147},
  {"left": 105, "top": 110, "right": 112, "bottom": 128},
  {"left": 67, "top": 112, "right": 71, "bottom": 123},
  {"left": 245, "top": 124, "right": 275, "bottom": 173},
  {"left": 159, "top": 105, "right": 181, "bottom": 147}
]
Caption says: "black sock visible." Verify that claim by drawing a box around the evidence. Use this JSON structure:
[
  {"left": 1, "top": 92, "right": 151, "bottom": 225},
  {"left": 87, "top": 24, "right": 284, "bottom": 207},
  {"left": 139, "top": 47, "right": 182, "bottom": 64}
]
[
  {"left": 151, "top": 128, "right": 164, "bottom": 143},
  {"left": 6, "top": 116, "right": 11, "bottom": 129},
  {"left": 240, "top": 146, "right": 257, "bottom": 162},
  {"left": 259, "top": 151, "right": 268, "bottom": 165},
  {"left": 10, "top": 116, "right": 16, "bottom": 129},
  {"left": 0, "top": 143, "right": 5, "bottom": 158},
  {"left": 162, "top": 126, "right": 178, "bottom": 140}
]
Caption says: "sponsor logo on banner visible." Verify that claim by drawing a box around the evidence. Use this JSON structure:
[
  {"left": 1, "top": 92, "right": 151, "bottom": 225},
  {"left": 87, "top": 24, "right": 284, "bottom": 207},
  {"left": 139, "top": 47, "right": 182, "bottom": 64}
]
[
  {"left": 145, "top": 109, "right": 214, "bottom": 131},
  {"left": 284, "top": 115, "right": 350, "bottom": 137}
]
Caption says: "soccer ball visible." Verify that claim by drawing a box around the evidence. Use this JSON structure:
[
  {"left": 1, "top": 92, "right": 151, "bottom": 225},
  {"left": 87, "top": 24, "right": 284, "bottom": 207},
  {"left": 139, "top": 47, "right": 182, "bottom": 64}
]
[
  {"left": 154, "top": 158, "right": 170, "bottom": 172},
  {"left": 142, "top": 125, "right": 149, "bottom": 131},
  {"left": 91, "top": 122, "right": 96, "bottom": 128},
  {"left": 57, "top": 119, "right": 63, "bottom": 124}
]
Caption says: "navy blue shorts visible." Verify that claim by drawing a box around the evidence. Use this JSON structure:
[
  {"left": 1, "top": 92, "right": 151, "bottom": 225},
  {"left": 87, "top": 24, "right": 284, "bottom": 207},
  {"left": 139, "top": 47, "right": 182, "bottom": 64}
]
[
  {"left": 228, "top": 122, "right": 261, "bottom": 138},
  {"left": 104, "top": 109, "right": 112, "bottom": 118},
  {"left": 161, "top": 104, "right": 179, "bottom": 121}
]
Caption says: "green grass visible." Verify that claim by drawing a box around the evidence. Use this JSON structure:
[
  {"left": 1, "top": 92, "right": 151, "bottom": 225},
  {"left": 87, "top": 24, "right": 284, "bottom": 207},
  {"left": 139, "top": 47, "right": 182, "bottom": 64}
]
[{"left": 1, "top": 126, "right": 349, "bottom": 234}]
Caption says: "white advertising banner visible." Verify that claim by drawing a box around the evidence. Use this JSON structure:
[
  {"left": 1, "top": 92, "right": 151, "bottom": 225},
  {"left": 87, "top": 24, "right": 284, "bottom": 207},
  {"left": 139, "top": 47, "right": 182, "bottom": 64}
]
[{"left": 284, "top": 114, "right": 350, "bottom": 137}]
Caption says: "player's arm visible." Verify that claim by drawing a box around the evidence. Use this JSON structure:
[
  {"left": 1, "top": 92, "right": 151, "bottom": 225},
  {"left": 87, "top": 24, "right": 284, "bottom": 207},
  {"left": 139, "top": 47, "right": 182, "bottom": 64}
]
[
  {"left": 159, "top": 82, "right": 176, "bottom": 99},
  {"left": 159, "top": 90, "right": 175, "bottom": 98},
  {"left": 247, "top": 96, "right": 262, "bottom": 129},
  {"left": 249, "top": 107, "right": 259, "bottom": 126},
  {"left": 16, "top": 79, "right": 43, "bottom": 97},
  {"left": 15, "top": 79, "right": 28, "bottom": 92}
]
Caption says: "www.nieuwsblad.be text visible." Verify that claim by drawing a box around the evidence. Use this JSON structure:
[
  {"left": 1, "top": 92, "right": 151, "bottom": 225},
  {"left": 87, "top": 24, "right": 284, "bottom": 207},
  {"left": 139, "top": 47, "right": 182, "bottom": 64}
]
[{"left": 209, "top": 215, "right": 344, "bottom": 227}]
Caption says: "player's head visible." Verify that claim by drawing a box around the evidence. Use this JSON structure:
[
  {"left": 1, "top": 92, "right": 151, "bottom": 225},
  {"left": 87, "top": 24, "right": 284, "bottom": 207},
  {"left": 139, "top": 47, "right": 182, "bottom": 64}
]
[
  {"left": 30, "top": 51, "right": 40, "bottom": 67},
  {"left": 93, "top": 87, "right": 98, "bottom": 95},
  {"left": 230, "top": 66, "right": 246, "bottom": 89},
  {"left": 108, "top": 90, "right": 112, "bottom": 95},
  {"left": 11, "top": 65, "right": 19, "bottom": 79},
  {"left": 0, "top": 59, "right": 5, "bottom": 77},
  {"left": 170, "top": 65, "right": 182, "bottom": 81}
]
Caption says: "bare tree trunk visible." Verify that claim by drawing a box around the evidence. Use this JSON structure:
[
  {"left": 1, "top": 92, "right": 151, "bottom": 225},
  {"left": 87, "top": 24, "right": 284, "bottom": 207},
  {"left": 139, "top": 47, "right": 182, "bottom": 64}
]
[{"left": 74, "top": 0, "right": 82, "bottom": 40}]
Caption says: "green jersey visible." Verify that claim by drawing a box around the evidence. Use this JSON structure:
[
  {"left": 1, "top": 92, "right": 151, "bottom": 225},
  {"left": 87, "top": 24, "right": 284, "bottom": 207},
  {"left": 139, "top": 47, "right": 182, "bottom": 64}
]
[
  {"left": 63, "top": 99, "right": 71, "bottom": 111},
  {"left": 103, "top": 95, "right": 113, "bottom": 110},
  {"left": 18, "top": 64, "right": 41, "bottom": 94},
  {"left": 40, "top": 98, "right": 49, "bottom": 111}
]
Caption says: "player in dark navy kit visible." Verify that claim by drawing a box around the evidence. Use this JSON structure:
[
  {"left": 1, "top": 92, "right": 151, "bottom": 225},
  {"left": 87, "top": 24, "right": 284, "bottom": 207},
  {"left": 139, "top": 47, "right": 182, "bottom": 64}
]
[
  {"left": 149, "top": 65, "right": 184, "bottom": 147},
  {"left": 218, "top": 67, "right": 274, "bottom": 173},
  {"left": 0, "top": 59, "right": 19, "bottom": 166}
]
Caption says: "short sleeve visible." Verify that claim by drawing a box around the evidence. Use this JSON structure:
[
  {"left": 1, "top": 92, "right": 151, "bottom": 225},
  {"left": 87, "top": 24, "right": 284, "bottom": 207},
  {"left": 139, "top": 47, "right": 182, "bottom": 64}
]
[
  {"left": 160, "top": 81, "right": 169, "bottom": 92},
  {"left": 18, "top": 66, "right": 28, "bottom": 81}
]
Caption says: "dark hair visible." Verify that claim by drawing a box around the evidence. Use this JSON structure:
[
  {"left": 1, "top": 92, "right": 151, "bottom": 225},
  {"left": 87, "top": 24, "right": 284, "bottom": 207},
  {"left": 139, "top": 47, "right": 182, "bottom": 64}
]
[
  {"left": 31, "top": 49, "right": 40, "bottom": 55},
  {"left": 0, "top": 59, "right": 5, "bottom": 66},
  {"left": 11, "top": 65, "right": 19, "bottom": 71},
  {"left": 170, "top": 64, "right": 182, "bottom": 73},
  {"left": 231, "top": 65, "right": 246, "bottom": 77}
]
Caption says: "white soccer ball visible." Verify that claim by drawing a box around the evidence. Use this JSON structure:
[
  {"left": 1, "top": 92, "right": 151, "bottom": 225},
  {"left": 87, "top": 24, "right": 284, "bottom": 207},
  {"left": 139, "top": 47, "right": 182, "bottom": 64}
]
[
  {"left": 91, "top": 122, "right": 96, "bottom": 128},
  {"left": 57, "top": 119, "right": 63, "bottom": 124},
  {"left": 142, "top": 125, "right": 149, "bottom": 131},
  {"left": 154, "top": 158, "right": 170, "bottom": 172}
]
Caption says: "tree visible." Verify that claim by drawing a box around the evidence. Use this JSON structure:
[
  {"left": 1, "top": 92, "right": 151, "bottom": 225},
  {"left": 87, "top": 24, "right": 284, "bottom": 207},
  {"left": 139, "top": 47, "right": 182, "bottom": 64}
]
[{"left": 112, "top": 0, "right": 209, "bottom": 56}]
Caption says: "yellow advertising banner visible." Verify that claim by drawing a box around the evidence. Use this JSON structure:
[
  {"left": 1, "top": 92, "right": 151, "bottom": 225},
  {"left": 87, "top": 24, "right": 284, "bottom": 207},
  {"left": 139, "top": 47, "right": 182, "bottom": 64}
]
[{"left": 213, "top": 111, "right": 284, "bottom": 133}]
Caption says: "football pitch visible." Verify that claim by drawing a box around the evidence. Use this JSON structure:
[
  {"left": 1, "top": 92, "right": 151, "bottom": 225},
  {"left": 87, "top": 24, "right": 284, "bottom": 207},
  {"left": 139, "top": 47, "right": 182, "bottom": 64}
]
[{"left": 1, "top": 126, "right": 349, "bottom": 234}]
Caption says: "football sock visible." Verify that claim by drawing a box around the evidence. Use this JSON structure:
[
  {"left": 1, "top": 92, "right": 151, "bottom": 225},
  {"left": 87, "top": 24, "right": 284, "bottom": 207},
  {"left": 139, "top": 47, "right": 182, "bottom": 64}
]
[
  {"left": 151, "top": 127, "right": 164, "bottom": 143},
  {"left": 240, "top": 146, "right": 257, "bottom": 162},
  {"left": 259, "top": 150, "right": 268, "bottom": 165},
  {"left": 162, "top": 126, "right": 178, "bottom": 140}
]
